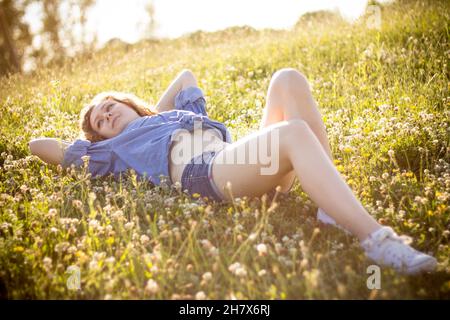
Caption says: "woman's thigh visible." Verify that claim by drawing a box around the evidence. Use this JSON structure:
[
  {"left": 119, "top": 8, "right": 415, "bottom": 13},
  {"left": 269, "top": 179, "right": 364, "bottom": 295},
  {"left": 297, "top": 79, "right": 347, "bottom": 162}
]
[
  {"left": 211, "top": 121, "right": 295, "bottom": 200},
  {"left": 259, "top": 74, "right": 301, "bottom": 192}
]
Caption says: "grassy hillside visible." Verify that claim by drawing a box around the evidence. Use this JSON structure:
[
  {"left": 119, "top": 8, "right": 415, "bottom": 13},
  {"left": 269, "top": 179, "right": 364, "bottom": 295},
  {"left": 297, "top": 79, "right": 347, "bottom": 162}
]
[{"left": 0, "top": 0, "right": 449, "bottom": 299}]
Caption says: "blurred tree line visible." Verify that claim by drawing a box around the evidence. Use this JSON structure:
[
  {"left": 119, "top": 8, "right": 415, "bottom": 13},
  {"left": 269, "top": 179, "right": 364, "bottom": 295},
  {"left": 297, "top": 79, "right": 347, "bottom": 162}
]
[{"left": 0, "top": 0, "right": 97, "bottom": 76}]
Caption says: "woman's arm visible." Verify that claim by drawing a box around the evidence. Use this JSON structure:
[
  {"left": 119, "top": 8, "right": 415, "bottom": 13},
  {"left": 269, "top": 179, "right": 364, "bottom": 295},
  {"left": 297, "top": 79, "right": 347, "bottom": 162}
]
[
  {"left": 155, "top": 69, "right": 198, "bottom": 112},
  {"left": 29, "top": 138, "right": 71, "bottom": 165}
]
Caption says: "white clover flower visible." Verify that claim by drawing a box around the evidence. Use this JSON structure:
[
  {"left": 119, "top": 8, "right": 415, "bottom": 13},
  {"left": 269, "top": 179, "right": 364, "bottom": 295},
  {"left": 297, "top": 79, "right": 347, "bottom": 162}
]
[
  {"left": 43, "top": 257, "right": 52, "bottom": 266},
  {"left": 256, "top": 243, "right": 268, "bottom": 256},
  {"left": 195, "top": 291, "right": 207, "bottom": 300},
  {"left": 89, "top": 219, "right": 99, "bottom": 229},
  {"left": 89, "top": 259, "right": 99, "bottom": 271},
  {"left": 228, "top": 262, "right": 241, "bottom": 273},
  {"left": 248, "top": 233, "right": 257, "bottom": 241},
  {"left": 200, "top": 239, "right": 212, "bottom": 250},
  {"left": 48, "top": 208, "right": 57, "bottom": 217},
  {"left": 202, "top": 272, "right": 212, "bottom": 282},
  {"left": 208, "top": 246, "right": 219, "bottom": 257},
  {"left": 235, "top": 267, "right": 247, "bottom": 277},
  {"left": 145, "top": 279, "right": 159, "bottom": 294},
  {"left": 258, "top": 269, "right": 267, "bottom": 277},
  {"left": 140, "top": 235, "right": 150, "bottom": 245},
  {"left": 105, "top": 256, "right": 116, "bottom": 265},
  {"left": 124, "top": 222, "right": 134, "bottom": 230}
]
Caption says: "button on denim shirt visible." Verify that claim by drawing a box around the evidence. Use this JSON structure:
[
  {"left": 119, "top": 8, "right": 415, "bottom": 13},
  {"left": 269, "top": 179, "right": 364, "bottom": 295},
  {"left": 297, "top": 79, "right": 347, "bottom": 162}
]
[{"left": 62, "top": 87, "right": 233, "bottom": 185}]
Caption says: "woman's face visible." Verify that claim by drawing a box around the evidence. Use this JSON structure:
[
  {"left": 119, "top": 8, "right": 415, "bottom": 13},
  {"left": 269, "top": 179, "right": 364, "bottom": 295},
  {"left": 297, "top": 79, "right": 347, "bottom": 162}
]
[{"left": 90, "top": 99, "right": 140, "bottom": 139}]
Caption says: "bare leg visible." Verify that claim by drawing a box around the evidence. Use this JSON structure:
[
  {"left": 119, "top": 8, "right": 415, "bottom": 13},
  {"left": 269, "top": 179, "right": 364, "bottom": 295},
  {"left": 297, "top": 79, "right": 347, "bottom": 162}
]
[
  {"left": 260, "top": 68, "right": 334, "bottom": 192},
  {"left": 262, "top": 68, "right": 333, "bottom": 160},
  {"left": 211, "top": 119, "right": 381, "bottom": 240}
]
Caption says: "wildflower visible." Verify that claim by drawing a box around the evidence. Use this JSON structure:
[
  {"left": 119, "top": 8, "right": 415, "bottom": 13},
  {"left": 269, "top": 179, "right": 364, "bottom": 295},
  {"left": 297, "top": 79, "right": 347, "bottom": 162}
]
[
  {"left": 200, "top": 239, "right": 213, "bottom": 250},
  {"left": 105, "top": 256, "right": 116, "bottom": 265},
  {"left": 248, "top": 233, "right": 257, "bottom": 241},
  {"left": 208, "top": 246, "right": 219, "bottom": 257},
  {"left": 47, "top": 208, "right": 58, "bottom": 218},
  {"left": 54, "top": 242, "right": 70, "bottom": 253},
  {"left": 89, "top": 219, "right": 99, "bottom": 229},
  {"left": 256, "top": 243, "right": 268, "bottom": 256},
  {"left": 300, "top": 258, "right": 309, "bottom": 268},
  {"left": 43, "top": 257, "right": 53, "bottom": 272},
  {"left": 228, "top": 262, "right": 241, "bottom": 273},
  {"left": 303, "top": 269, "right": 320, "bottom": 289},
  {"left": 235, "top": 267, "right": 247, "bottom": 277},
  {"left": 145, "top": 279, "right": 159, "bottom": 295},
  {"left": 228, "top": 262, "right": 247, "bottom": 277},
  {"left": 13, "top": 246, "right": 24, "bottom": 253},
  {"left": 258, "top": 269, "right": 267, "bottom": 277},
  {"left": 81, "top": 155, "right": 90, "bottom": 166},
  {"left": 67, "top": 246, "right": 77, "bottom": 254},
  {"left": 72, "top": 200, "right": 83, "bottom": 210},
  {"left": 202, "top": 272, "right": 213, "bottom": 282},
  {"left": 124, "top": 222, "right": 134, "bottom": 230},
  {"left": 140, "top": 235, "right": 150, "bottom": 245},
  {"left": 195, "top": 291, "right": 207, "bottom": 300},
  {"left": 111, "top": 210, "right": 125, "bottom": 222},
  {"left": 89, "top": 259, "right": 100, "bottom": 271}
]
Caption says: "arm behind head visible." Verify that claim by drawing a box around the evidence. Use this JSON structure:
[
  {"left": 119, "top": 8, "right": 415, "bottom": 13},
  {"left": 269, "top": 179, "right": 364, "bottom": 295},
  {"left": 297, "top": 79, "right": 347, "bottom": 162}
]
[{"left": 28, "top": 138, "right": 71, "bottom": 165}]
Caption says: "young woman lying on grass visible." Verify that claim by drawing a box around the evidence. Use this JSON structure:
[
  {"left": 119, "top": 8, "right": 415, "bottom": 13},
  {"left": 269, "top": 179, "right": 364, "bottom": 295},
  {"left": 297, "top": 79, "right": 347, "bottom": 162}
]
[{"left": 29, "top": 68, "right": 437, "bottom": 274}]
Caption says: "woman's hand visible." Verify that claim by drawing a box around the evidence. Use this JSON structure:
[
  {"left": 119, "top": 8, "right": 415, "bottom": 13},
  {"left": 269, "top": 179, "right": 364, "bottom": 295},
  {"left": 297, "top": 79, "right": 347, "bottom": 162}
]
[
  {"left": 155, "top": 69, "right": 198, "bottom": 112},
  {"left": 29, "top": 138, "right": 70, "bottom": 165}
]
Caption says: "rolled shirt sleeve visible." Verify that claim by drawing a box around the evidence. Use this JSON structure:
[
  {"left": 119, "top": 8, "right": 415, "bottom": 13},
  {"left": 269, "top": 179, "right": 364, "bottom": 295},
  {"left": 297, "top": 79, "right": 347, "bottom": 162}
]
[
  {"left": 62, "top": 139, "right": 114, "bottom": 176},
  {"left": 174, "top": 86, "right": 208, "bottom": 116}
]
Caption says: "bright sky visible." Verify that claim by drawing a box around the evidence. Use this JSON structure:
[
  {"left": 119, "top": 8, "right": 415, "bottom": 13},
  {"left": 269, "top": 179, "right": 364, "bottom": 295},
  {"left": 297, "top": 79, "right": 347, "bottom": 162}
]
[
  {"left": 26, "top": 0, "right": 373, "bottom": 48},
  {"left": 90, "top": 0, "right": 370, "bottom": 45}
]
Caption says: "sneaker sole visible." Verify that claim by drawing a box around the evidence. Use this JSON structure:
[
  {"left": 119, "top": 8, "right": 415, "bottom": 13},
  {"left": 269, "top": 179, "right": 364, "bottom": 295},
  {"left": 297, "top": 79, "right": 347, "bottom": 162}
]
[{"left": 403, "top": 257, "right": 437, "bottom": 275}]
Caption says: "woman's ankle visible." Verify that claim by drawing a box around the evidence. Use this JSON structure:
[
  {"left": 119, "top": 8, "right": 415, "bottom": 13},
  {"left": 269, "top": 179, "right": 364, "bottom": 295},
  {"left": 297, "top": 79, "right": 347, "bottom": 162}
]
[{"left": 357, "top": 224, "right": 382, "bottom": 242}]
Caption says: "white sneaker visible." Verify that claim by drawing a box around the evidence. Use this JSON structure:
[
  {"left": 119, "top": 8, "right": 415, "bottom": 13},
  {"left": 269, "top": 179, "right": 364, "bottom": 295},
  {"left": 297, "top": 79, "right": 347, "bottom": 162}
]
[
  {"left": 316, "top": 208, "right": 350, "bottom": 234},
  {"left": 361, "top": 226, "right": 437, "bottom": 274}
]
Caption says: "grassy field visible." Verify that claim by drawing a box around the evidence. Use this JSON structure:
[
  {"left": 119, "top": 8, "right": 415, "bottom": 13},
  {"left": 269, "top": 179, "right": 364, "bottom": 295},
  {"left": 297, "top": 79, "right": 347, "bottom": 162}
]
[{"left": 0, "top": 0, "right": 449, "bottom": 299}]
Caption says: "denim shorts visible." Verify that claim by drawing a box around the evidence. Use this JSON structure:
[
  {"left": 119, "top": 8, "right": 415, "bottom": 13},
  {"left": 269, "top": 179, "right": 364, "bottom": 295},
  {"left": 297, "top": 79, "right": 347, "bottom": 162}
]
[{"left": 181, "top": 150, "right": 226, "bottom": 202}]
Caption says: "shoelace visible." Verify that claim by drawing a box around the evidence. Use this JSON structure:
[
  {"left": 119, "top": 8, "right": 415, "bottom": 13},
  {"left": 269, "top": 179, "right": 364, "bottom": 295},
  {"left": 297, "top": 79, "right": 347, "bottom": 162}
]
[{"left": 362, "top": 226, "right": 413, "bottom": 252}]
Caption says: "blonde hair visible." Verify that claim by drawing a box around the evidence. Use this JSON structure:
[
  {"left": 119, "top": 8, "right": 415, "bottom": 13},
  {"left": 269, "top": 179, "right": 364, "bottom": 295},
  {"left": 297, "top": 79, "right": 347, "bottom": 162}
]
[{"left": 79, "top": 91, "right": 158, "bottom": 142}]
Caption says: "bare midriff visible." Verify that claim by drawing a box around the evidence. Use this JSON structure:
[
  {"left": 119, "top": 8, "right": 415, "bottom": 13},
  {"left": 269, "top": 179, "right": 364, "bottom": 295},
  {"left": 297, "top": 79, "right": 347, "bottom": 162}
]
[{"left": 168, "top": 128, "right": 230, "bottom": 185}]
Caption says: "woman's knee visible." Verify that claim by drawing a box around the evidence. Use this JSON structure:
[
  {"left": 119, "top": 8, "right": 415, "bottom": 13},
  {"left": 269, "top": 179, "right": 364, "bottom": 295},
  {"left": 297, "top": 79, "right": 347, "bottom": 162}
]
[
  {"left": 270, "top": 68, "right": 310, "bottom": 94},
  {"left": 276, "top": 119, "right": 312, "bottom": 149}
]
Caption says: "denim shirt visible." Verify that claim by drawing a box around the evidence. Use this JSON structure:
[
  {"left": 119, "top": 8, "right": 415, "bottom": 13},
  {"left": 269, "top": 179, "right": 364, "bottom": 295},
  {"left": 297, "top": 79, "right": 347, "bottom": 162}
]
[{"left": 62, "top": 87, "right": 233, "bottom": 185}]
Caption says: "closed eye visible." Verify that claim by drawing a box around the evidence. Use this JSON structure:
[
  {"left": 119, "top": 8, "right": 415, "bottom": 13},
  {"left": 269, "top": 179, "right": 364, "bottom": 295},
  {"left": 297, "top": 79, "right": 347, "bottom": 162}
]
[{"left": 97, "top": 103, "right": 114, "bottom": 128}]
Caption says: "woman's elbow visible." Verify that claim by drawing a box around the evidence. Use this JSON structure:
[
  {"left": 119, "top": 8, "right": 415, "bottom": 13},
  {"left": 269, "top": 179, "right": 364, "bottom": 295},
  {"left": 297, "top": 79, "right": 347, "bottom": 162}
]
[
  {"left": 28, "top": 138, "right": 64, "bottom": 165},
  {"left": 28, "top": 139, "right": 38, "bottom": 156}
]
